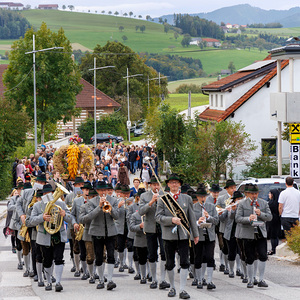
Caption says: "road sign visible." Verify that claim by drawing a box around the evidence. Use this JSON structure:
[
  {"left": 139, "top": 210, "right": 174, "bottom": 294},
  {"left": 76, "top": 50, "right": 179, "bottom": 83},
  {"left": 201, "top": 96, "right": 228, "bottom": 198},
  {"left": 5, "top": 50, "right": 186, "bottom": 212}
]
[
  {"left": 127, "top": 121, "right": 131, "bottom": 128},
  {"left": 291, "top": 144, "right": 300, "bottom": 178},
  {"left": 289, "top": 123, "right": 300, "bottom": 134},
  {"left": 290, "top": 134, "right": 300, "bottom": 144}
]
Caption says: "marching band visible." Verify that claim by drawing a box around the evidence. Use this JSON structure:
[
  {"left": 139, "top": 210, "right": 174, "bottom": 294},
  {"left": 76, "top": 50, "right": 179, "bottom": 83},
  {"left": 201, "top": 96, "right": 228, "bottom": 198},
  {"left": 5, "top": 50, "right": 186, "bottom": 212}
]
[{"left": 7, "top": 171, "right": 273, "bottom": 298}]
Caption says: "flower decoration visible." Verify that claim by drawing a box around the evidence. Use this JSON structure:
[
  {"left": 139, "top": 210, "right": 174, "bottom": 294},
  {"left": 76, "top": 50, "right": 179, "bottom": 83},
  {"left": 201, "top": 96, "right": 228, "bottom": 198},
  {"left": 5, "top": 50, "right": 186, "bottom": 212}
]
[{"left": 69, "top": 134, "right": 83, "bottom": 145}]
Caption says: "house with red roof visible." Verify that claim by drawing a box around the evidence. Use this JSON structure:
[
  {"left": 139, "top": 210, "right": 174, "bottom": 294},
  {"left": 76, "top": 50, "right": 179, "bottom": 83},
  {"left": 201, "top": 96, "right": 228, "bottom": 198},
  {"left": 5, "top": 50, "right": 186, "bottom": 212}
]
[
  {"left": 200, "top": 55, "right": 297, "bottom": 179},
  {"left": 201, "top": 38, "right": 221, "bottom": 47},
  {"left": 38, "top": 4, "right": 58, "bottom": 10}
]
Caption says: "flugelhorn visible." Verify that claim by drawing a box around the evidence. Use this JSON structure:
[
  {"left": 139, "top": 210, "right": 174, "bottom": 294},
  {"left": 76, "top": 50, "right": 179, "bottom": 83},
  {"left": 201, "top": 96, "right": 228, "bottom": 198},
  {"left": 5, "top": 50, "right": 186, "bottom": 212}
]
[{"left": 103, "top": 201, "right": 112, "bottom": 213}]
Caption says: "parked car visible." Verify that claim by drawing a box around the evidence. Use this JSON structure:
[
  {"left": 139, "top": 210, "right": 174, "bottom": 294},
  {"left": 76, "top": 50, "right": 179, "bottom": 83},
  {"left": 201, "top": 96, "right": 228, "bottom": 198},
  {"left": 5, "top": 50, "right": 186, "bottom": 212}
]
[
  {"left": 237, "top": 177, "right": 299, "bottom": 201},
  {"left": 134, "top": 122, "right": 145, "bottom": 137},
  {"left": 90, "top": 133, "right": 124, "bottom": 144}
]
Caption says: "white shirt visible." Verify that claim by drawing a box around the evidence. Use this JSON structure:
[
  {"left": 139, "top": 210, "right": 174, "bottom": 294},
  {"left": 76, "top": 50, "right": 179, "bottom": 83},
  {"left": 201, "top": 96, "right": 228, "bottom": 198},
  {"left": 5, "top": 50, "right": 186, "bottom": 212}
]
[{"left": 278, "top": 187, "right": 300, "bottom": 218}]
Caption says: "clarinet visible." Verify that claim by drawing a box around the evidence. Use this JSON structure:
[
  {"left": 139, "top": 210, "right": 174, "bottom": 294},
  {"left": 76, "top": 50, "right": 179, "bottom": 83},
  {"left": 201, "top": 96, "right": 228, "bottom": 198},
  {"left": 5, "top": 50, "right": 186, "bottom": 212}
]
[
  {"left": 200, "top": 203, "right": 208, "bottom": 235},
  {"left": 252, "top": 200, "right": 259, "bottom": 234}
]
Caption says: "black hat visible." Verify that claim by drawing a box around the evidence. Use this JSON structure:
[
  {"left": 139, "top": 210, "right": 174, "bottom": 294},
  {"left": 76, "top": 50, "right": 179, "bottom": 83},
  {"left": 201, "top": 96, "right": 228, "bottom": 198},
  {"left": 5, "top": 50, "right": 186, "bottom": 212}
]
[
  {"left": 95, "top": 181, "right": 109, "bottom": 190},
  {"left": 74, "top": 176, "right": 84, "bottom": 184},
  {"left": 224, "top": 179, "right": 236, "bottom": 189},
  {"left": 36, "top": 174, "right": 46, "bottom": 182},
  {"left": 89, "top": 189, "right": 98, "bottom": 196},
  {"left": 137, "top": 187, "right": 146, "bottom": 196},
  {"left": 181, "top": 183, "right": 191, "bottom": 194},
  {"left": 36, "top": 189, "right": 43, "bottom": 197},
  {"left": 209, "top": 183, "right": 222, "bottom": 192},
  {"left": 16, "top": 182, "right": 24, "bottom": 189},
  {"left": 25, "top": 173, "right": 31, "bottom": 181},
  {"left": 114, "top": 183, "right": 122, "bottom": 191},
  {"left": 232, "top": 190, "right": 244, "bottom": 200},
  {"left": 23, "top": 182, "right": 32, "bottom": 190},
  {"left": 149, "top": 176, "right": 160, "bottom": 184},
  {"left": 82, "top": 182, "right": 92, "bottom": 190},
  {"left": 165, "top": 173, "right": 183, "bottom": 185},
  {"left": 42, "top": 184, "right": 54, "bottom": 194},
  {"left": 107, "top": 183, "right": 113, "bottom": 189},
  {"left": 121, "top": 184, "right": 131, "bottom": 192},
  {"left": 244, "top": 183, "right": 259, "bottom": 193},
  {"left": 195, "top": 186, "right": 209, "bottom": 196}
]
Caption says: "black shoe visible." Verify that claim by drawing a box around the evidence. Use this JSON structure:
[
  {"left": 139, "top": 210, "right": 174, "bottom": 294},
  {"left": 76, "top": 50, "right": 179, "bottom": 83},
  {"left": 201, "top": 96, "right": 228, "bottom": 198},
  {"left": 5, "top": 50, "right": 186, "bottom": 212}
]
[
  {"left": 159, "top": 280, "right": 170, "bottom": 289},
  {"left": 229, "top": 271, "right": 234, "bottom": 278},
  {"left": 150, "top": 281, "right": 157, "bottom": 289},
  {"left": 45, "top": 283, "right": 52, "bottom": 291},
  {"left": 219, "top": 264, "right": 225, "bottom": 272},
  {"left": 123, "top": 264, "right": 128, "bottom": 269},
  {"left": 128, "top": 267, "right": 135, "bottom": 274},
  {"left": 81, "top": 273, "right": 89, "bottom": 280},
  {"left": 107, "top": 281, "right": 116, "bottom": 290},
  {"left": 247, "top": 282, "right": 254, "bottom": 288},
  {"left": 202, "top": 278, "right": 207, "bottom": 286},
  {"left": 224, "top": 269, "right": 229, "bottom": 275},
  {"left": 140, "top": 278, "right": 147, "bottom": 284},
  {"left": 38, "top": 281, "right": 44, "bottom": 287},
  {"left": 23, "top": 270, "right": 29, "bottom": 277},
  {"left": 51, "top": 276, "right": 56, "bottom": 283},
  {"left": 177, "top": 268, "right": 181, "bottom": 273},
  {"left": 55, "top": 283, "right": 63, "bottom": 292},
  {"left": 94, "top": 273, "right": 99, "bottom": 280},
  {"left": 74, "top": 270, "right": 81, "bottom": 277},
  {"left": 89, "top": 276, "right": 95, "bottom": 284},
  {"left": 147, "top": 274, "right": 152, "bottom": 282},
  {"left": 253, "top": 278, "right": 258, "bottom": 285},
  {"left": 119, "top": 266, "right": 124, "bottom": 272},
  {"left": 258, "top": 280, "right": 268, "bottom": 288},
  {"left": 191, "top": 279, "right": 198, "bottom": 286},
  {"left": 104, "top": 276, "right": 107, "bottom": 283},
  {"left": 179, "top": 290, "right": 190, "bottom": 299},
  {"left": 29, "top": 271, "right": 35, "bottom": 277},
  {"left": 197, "top": 282, "right": 203, "bottom": 289},
  {"left": 134, "top": 274, "right": 141, "bottom": 280},
  {"left": 241, "top": 274, "right": 244, "bottom": 279},
  {"left": 97, "top": 281, "right": 105, "bottom": 289},
  {"left": 70, "top": 266, "right": 76, "bottom": 272},
  {"left": 207, "top": 282, "right": 216, "bottom": 290},
  {"left": 33, "top": 274, "right": 38, "bottom": 282},
  {"left": 236, "top": 269, "right": 242, "bottom": 276},
  {"left": 189, "top": 270, "right": 194, "bottom": 279},
  {"left": 168, "top": 288, "right": 176, "bottom": 297},
  {"left": 17, "top": 262, "right": 23, "bottom": 270},
  {"left": 242, "top": 277, "right": 248, "bottom": 283},
  {"left": 114, "top": 262, "right": 119, "bottom": 268}
]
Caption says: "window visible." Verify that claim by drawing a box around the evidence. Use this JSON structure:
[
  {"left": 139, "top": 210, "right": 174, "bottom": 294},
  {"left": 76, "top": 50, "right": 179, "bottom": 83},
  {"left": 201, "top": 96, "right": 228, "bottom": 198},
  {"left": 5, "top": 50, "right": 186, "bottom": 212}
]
[
  {"left": 220, "top": 95, "right": 223, "bottom": 107},
  {"left": 261, "top": 139, "right": 276, "bottom": 156},
  {"left": 88, "top": 110, "right": 94, "bottom": 118},
  {"left": 215, "top": 94, "right": 218, "bottom": 107},
  {"left": 209, "top": 94, "right": 213, "bottom": 107},
  {"left": 65, "top": 132, "right": 72, "bottom": 137}
]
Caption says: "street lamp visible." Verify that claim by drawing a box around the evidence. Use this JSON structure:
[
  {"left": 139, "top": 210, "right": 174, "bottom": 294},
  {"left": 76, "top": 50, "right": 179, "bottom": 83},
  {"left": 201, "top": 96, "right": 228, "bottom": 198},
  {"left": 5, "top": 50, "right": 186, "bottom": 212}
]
[
  {"left": 123, "top": 68, "right": 143, "bottom": 143},
  {"left": 25, "top": 34, "right": 63, "bottom": 154},
  {"left": 147, "top": 72, "right": 168, "bottom": 108},
  {"left": 89, "top": 58, "right": 115, "bottom": 150}
]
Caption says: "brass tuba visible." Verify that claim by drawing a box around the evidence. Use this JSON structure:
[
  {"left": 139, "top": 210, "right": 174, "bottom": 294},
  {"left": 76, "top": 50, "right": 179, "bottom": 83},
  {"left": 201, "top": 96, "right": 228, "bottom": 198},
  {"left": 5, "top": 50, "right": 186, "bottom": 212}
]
[{"left": 44, "top": 183, "right": 70, "bottom": 235}]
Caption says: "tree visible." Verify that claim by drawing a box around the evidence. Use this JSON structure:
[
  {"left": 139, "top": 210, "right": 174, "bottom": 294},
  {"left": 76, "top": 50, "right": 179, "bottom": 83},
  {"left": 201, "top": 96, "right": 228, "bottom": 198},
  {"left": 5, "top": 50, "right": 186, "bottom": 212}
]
[
  {"left": 101, "top": 10, "right": 105, "bottom": 14},
  {"left": 0, "top": 97, "right": 29, "bottom": 198},
  {"left": 138, "top": 15, "right": 142, "bottom": 19},
  {"left": 139, "top": 25, "right": 146, "bottom": 33},
  {"left": 158, "top": 17, "right": 163, "bottom": 24},
  {"left": 3, "top": 22, "right": 82, "bottom": 144},
  {"left": 164, "top": 24, "right": 170, "bottom": 34},
  {"left": 135, "top": 25, "right": 140, "bottom": 32},
  {"left": 122, "top": 35, "right": 128, "bottom": 42},
  {"left": 119, "top": 25, "right": 124, "bottom": 32},
  {"left": 221, "top": 21, "right": 225, "bottom": 26},
  {"left": 108, "top": 11, "right": 112, "bottom": 15},
  {"left": 174, "top": 32, "right": 179, "bottom": 40},
  {"left": 62, "top": 5, "right": 66, "bottom": 10},
  {"left": 146, "top": 15, "right": 151, "bottom": 21},
  {"left": 114, "top": 11, "right": 119, "bottom": 16},
  {"left": 181, "top": 34, "right": 191, "bottom": 47},
  {"left": 129, "top": 11, "right": 133, "bottom": 18},
  {"left": 123, "top": 13, "right": 128, "bottom": 17},
  {"left": 228, "top": 61, "right": 236, "bottom": 74},
  {"left": 68, "top": 5, "right": 74, "bottom": 11}
]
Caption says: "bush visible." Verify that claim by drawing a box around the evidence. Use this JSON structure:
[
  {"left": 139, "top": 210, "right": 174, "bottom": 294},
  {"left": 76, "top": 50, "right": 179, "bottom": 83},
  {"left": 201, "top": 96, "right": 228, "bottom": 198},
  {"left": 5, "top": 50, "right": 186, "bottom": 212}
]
[
  {"left": 175, "top": 83, "right": 202, "bottom": 94},
  {"left": 0, "top": 159, "right": 13, "bottom": 199},
  {"left": 286, "top": 221, "right": 300, "bottom": 256},
  {"left": 78, "top": 112, "right": 127, "bottom": 143},
  {"left": 13, "top": 140, "right": 35, "bottom": 159}
]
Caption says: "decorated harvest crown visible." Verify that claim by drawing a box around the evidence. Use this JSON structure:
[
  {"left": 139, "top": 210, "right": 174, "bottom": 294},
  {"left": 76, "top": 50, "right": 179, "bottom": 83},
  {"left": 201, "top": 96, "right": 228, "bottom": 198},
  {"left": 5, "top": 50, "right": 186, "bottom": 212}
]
[{"left": 69, "top": 134, "right": 83, "bottom": 145}]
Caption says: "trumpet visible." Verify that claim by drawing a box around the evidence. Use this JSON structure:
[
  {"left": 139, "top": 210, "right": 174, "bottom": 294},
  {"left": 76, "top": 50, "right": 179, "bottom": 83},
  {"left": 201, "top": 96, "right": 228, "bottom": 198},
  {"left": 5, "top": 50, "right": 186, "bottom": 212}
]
[
  {"left": 75, "top": 223, "right": 85, "bottom": 241},
  {"left": 103, "top": 201, "right": 112, "bottom": 213},
  {"left": 216, "top": 200, "right": 240, "bottom": 213}
]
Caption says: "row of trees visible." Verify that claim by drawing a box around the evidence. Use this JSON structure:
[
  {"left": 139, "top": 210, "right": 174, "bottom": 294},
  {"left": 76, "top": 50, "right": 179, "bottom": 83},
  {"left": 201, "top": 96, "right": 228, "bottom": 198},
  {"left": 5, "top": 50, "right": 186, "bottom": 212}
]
[
  {"left": 119, "top": 25, "right": 146, "bottom": 33},
  {"left": 0, "top": 10, "right": 31, "bottom": 39},
  {"left": 146, "top": 104, "right": 256, "bottom": 183}
]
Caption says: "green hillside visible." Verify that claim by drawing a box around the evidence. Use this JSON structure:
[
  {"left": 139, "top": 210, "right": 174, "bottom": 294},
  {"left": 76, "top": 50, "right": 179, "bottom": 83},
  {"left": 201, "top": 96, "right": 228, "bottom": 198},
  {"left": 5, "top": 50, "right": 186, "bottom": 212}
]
[{"left": 0, "top": 9, "right": 267, "bottom": 75}]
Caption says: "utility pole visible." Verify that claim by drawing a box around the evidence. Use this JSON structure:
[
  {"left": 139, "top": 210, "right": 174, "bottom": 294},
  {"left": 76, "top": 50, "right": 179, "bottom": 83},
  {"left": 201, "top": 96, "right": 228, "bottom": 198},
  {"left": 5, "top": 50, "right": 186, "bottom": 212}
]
[{"left": 148, "top": 74, "right": 168, "bottom": 108}]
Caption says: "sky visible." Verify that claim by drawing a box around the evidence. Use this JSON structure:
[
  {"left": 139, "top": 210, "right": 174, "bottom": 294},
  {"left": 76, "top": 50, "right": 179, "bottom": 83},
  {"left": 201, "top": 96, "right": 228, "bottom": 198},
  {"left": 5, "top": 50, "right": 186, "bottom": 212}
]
[{"left": 27, "top": 1, "right": 300, "bottom": 18}]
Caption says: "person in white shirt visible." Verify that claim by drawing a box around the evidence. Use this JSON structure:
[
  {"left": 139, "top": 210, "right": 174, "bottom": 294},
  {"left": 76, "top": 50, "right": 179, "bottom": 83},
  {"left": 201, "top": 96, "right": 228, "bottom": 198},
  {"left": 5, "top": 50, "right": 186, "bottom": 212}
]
[{"left": 278, "top": 176, "right": 300, "bottom": 232}]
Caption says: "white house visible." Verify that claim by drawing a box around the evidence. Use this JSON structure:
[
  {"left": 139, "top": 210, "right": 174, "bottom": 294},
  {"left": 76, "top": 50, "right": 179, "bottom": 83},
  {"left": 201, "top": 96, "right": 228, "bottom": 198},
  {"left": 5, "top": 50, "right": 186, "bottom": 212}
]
[
  {"left": 190, "top": 38, "right": 202, "bottom": 46},
  {"left": 200, "top": 55, "right": 298, "bottom": 179},
  {"left": 0, "top": 2, "right": 24, "bottom": 10}
]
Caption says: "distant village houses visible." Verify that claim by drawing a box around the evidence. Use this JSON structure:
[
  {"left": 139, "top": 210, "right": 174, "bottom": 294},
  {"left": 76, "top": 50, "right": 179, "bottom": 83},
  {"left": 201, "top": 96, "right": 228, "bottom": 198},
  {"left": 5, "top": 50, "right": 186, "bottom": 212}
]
[
  {"left": 0, "top": 2, "right": 24, "bottom": 10},
  {"left": 38, "top": 4, "right": 58, "bottom": 10},
  {"left": 189, "top": 37, "right": 221, "bottom": 47}
]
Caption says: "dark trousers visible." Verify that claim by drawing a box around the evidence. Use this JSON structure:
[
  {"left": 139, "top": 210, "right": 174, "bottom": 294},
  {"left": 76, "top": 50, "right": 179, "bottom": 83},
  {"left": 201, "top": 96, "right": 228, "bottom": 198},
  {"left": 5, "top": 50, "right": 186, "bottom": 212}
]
[
  {"left": 146, "top": 232, "right": 166, "bottom": 262},
  {"left": 36, "top": 243, "right": 43, "bottom": 263},
  {"left": 85, "top": 241, "right": 95, "bottom": 265},
  {"left": 225, "top": 237, "right": 241, "bottom": 261},
  {"left": 243, "top": 238, "right": 267, "bottom": 265},
  {"left": 40, "top": 242, "right": 65, "bottom": 268},
  {"left": 14, "top": 230, "right": 22, "bottom": 251},
  {"left": 163, "top": 239, "right": 190, "bottom": 271},
  {"left": 220, "top": 233, "right": 228, "bottom": 255},
  {"left": 189, "top": 242, "right": 195, "bottom": 264},
  {"left": 79, "top": 239, "right": 87, "bottom": 261},
  {"left": 194, "top": 239, "right": 215, "bottom": 268},
  {"left": 133, "top": 246, "right": 139, "bottom": 261},
  {"left": 69, "top": 238, "right": 74, "bottom": 259},
  {"left": 29, "top": 229, "right": 37, "bottom": 274},
  {"left": 92, "top": 235, "right": 116, "bottom": 266},
  {"left": 127, "top": 237, "right": 134, "bottom": 252},
  {"left": 281, "top": 217, "right": 298, "bottom": 232},
  {"left": 137, "top": 247, "right": 148, "bottom": 265},
  {"left": 117, "top": 234, "right": 127, "bottom": 252},
  {"left": 236, "top": 238, "right": 246, "bottom": 262}
]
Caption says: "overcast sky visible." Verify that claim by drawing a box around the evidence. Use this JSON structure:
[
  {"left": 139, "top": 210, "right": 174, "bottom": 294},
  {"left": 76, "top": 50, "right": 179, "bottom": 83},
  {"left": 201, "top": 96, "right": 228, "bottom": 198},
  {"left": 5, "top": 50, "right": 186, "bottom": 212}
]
[{"left": 28, "top": 1, "right": 300, "bottom": 17}]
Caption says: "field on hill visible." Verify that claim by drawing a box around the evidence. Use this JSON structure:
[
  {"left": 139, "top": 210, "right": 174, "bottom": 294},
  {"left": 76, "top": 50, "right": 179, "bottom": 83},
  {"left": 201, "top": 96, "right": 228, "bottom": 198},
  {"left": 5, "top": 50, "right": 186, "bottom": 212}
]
[
  {"left": 245, "top": 27, "right": 300, "bottom": 37},
  {"left": 14, "top": 10, "right": 268, "bottom": 76},
  {"left": 166, "top": 93, "right": 209, "bottom": 111},
  {"left": 168, "top": 77, "right": 214, "bottom": 93}
]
